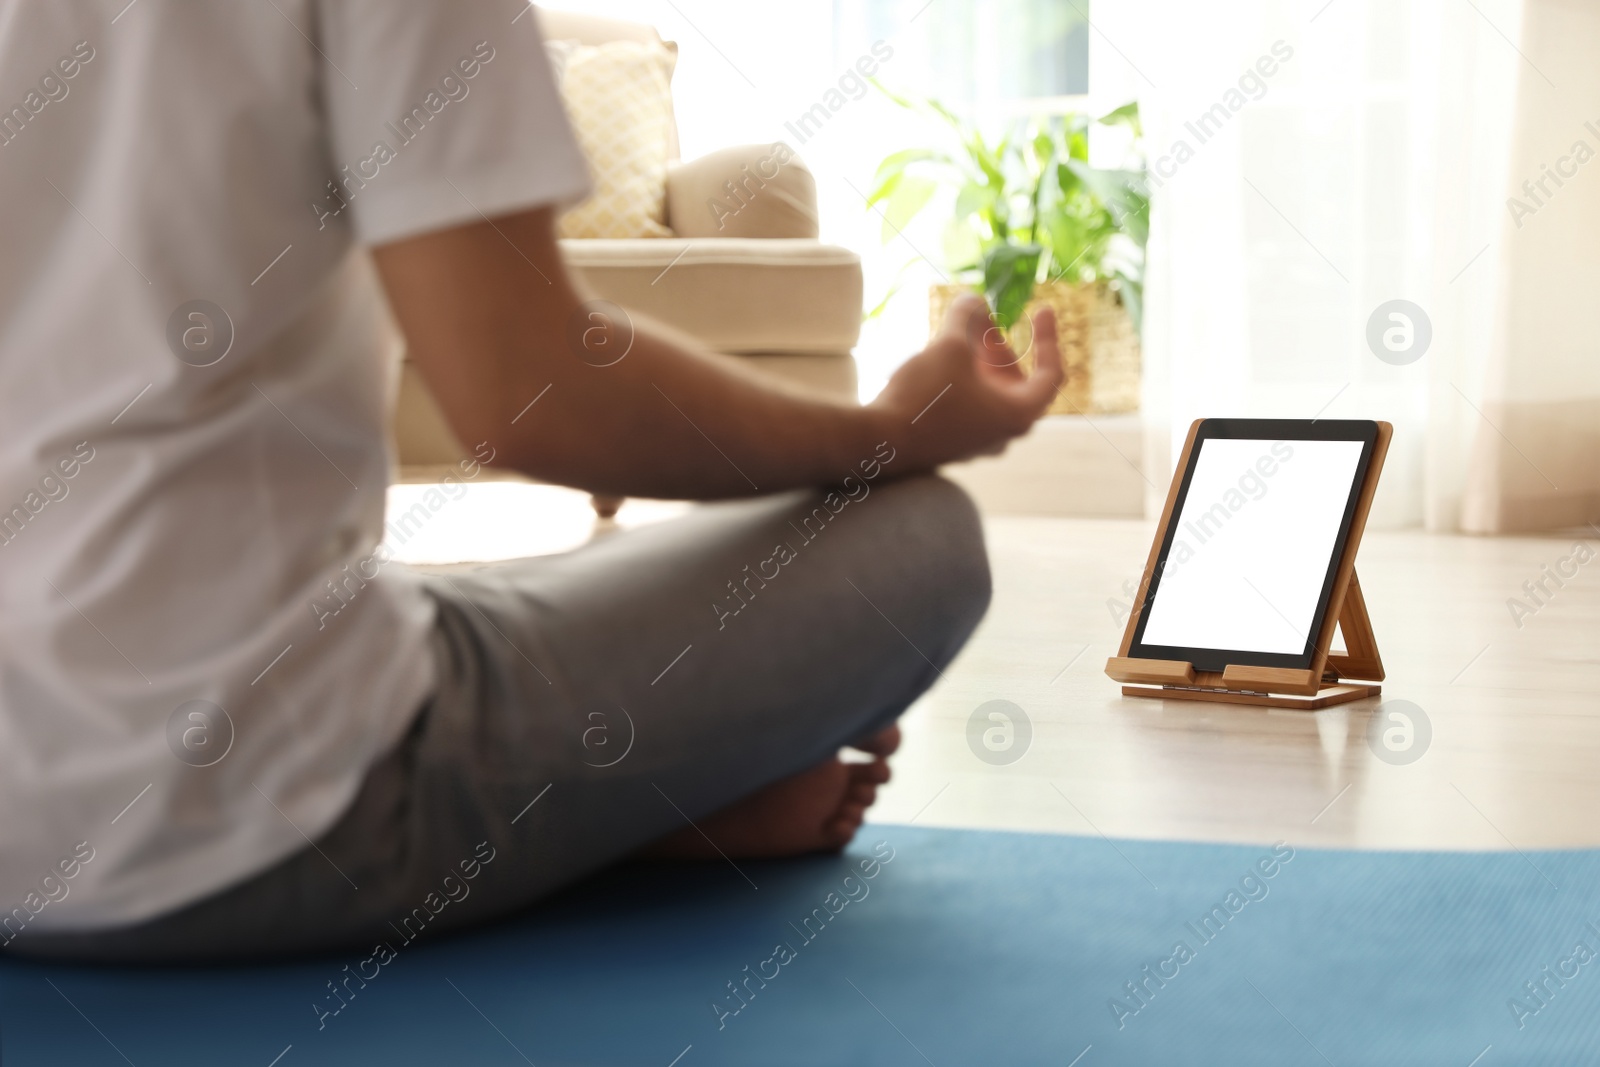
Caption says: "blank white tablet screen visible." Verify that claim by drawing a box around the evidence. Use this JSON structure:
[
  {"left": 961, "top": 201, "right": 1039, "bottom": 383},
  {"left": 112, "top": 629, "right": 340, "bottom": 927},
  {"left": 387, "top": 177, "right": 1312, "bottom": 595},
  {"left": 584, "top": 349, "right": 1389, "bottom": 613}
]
[{"left": 1140, "top": 438, "right": 1364, "bottom": 655}]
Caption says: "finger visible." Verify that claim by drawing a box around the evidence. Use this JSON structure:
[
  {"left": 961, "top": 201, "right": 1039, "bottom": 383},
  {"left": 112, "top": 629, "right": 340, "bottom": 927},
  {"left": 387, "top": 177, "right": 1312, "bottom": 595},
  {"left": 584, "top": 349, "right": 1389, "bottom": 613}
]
[
  {"left": 1016, "top": 306, "right": 1063, "bottom": 411},
  {"left": 946, "top": 297, "right": 1027, "bottom": 379},
  {"left": 937, "top": 292, "right": 990, "bottom": 341},
  {"left": 975, "top": 313, "right": 1027, "bottom": 380}
]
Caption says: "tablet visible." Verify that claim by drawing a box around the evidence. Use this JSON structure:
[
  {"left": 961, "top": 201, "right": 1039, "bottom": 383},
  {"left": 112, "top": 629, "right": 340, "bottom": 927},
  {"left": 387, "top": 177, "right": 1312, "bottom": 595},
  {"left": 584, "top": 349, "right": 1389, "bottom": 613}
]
[{"left": 1125, "top": 419, "right": 1381, "bottom": 673}]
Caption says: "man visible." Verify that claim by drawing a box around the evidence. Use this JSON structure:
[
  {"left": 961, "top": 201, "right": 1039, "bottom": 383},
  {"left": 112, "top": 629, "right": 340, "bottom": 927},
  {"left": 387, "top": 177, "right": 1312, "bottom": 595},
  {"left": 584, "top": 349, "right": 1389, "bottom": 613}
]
[{"left": 0, "top": 0, "right": 1058, "bottom": 961}]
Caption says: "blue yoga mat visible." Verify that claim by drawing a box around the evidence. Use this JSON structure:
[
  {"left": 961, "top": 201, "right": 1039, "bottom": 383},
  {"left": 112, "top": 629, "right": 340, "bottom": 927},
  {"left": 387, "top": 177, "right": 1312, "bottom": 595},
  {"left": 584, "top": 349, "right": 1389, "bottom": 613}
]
[{"left": 4, "top": 826, "right": 1599, "bottom": 1066}]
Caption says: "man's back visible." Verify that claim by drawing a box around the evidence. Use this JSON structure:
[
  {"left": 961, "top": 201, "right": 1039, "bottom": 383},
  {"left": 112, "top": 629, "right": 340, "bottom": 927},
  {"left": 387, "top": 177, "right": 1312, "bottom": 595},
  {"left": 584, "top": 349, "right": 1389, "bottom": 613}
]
[{"left": 0, "top": 0, "right": 581, "bottom": 934}]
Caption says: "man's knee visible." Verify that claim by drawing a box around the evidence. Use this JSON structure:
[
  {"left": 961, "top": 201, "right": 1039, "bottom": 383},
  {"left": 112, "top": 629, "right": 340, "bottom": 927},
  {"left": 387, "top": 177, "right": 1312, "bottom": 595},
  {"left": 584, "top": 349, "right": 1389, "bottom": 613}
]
[
  {"left": 865, "top": 475, "right": 991, "bottom": 644},
  {"left": 915, "top": 475, "right": 990, "bottom": 619}
]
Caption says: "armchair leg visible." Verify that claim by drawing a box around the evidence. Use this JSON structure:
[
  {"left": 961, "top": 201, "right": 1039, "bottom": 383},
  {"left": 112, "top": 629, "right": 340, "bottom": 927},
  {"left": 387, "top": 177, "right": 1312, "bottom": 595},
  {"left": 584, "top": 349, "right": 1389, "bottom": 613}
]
[{"left": 590, "top": 494, "right": 624, "bottom": 519}]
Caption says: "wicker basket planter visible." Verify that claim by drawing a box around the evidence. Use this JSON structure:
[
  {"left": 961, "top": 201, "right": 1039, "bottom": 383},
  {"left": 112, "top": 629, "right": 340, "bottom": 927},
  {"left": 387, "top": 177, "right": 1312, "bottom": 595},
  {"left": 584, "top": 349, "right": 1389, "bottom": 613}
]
[{"left": 928, "top": 280, "right": 1141, "bottom": 415}]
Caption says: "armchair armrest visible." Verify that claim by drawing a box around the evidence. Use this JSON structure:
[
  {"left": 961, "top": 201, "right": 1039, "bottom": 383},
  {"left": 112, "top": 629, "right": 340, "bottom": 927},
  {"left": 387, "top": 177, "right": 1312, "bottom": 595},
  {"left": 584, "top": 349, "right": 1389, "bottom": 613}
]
[{"left": 666, "top": 142, "right": 819, "bottom": 239}]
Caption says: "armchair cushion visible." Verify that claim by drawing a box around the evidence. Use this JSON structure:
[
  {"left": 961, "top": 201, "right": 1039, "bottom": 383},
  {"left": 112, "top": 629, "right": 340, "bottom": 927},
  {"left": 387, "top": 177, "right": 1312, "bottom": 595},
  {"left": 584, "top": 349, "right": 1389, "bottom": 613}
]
[
  {"left": 561, "top": 238, "right": 862, "bottom": 356},
  {"left": 666, "top": 143, "right": 818, "bottom": 239}
]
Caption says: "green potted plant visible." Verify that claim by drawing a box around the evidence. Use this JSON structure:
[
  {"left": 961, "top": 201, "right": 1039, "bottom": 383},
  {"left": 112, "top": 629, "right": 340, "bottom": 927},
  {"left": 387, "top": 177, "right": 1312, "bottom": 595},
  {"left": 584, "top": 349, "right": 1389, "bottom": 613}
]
[{"left": 867, "top": 90, "right": 1148, "bottom": 414}]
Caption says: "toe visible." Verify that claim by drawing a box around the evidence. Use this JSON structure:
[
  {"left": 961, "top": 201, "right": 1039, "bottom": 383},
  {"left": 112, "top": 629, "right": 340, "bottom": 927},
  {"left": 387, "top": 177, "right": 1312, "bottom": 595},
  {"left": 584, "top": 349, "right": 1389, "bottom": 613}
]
[
  {"left": 851, "top": 757, "right": 891, "bottom": 787},
  {"left": 835, "top": 799, "right": 868, "bottom": 824},
  {"left": 824, "top": 812, "right": 864, "bottom": 847},
  {"left": 849, "top": 724, "right": 902, "bottom": 759}
]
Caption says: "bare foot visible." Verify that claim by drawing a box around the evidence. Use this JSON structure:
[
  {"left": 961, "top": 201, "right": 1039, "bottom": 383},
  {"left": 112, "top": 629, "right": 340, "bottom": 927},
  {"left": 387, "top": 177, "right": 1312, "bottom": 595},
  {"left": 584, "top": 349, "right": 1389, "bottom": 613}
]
[{"left": 644, "top": 726, "right": 899, "bottom": 859}]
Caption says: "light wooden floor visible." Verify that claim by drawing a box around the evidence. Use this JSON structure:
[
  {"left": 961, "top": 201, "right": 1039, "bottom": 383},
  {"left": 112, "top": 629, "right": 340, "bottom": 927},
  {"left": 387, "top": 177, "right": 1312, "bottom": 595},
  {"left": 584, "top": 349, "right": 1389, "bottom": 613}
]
[
  {"left": 392, "top": 480, "right": 1600, "bottom": 852},
  {"left": 876, "top": 516, "right": 1600, "bottom": 852}
]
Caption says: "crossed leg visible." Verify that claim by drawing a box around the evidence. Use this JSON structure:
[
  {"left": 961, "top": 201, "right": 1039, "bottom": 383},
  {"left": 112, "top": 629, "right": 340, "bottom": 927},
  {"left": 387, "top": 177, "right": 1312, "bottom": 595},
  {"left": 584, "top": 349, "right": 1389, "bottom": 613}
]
[{"left": 11, "top": 475, "right": 989, "bottom": 962}]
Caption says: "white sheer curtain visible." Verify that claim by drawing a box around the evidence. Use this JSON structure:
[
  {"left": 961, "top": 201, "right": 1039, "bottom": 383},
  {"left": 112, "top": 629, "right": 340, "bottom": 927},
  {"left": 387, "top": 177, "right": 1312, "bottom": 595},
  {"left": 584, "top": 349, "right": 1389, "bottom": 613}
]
[
  {"left": 1097, "top": 0, "right": 1535, "bottom": 530},
  {"left": 1462, "top": 0, "right": 1600, "bottom": 532}
]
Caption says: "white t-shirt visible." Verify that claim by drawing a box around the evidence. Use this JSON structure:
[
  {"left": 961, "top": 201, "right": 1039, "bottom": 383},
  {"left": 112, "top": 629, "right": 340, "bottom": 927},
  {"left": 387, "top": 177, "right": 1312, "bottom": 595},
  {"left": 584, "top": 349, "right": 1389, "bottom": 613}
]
[{"left": 0, "top": 0, "right": 589, "bottom": 932}]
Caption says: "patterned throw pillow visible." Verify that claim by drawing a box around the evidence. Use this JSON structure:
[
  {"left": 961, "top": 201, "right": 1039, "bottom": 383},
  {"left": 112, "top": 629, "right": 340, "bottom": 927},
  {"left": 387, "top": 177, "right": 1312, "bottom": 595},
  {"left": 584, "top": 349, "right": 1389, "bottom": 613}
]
[{"left": 550, "top": 38, "right": 675, "bottom": 239}]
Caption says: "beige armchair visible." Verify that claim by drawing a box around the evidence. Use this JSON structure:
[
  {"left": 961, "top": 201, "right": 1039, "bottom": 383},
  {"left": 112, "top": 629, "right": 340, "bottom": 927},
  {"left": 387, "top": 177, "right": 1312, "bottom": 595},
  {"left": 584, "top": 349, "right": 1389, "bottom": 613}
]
[{"left": 392, "top": 8, "right": 864, "bottom": 511}]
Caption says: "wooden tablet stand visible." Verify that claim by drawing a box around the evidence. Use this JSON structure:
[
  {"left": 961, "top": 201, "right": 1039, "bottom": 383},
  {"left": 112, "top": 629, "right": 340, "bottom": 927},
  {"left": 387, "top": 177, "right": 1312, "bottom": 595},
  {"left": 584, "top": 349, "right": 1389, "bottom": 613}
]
[{"left": 1106, "top": 420, "right": 1390, "bottom": 710}]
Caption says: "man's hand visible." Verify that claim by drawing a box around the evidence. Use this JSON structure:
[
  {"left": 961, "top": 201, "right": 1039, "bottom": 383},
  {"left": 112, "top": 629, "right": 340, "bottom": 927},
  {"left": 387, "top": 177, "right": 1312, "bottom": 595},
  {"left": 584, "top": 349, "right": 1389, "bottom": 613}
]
[{"left": 871, "top": 294, "right": 1063, "bottom": 471}]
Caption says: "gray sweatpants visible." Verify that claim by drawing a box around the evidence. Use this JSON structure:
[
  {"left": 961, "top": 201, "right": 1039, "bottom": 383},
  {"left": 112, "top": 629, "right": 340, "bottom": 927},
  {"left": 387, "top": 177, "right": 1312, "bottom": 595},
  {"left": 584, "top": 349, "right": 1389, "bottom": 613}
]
[{"left": 15, "top": 475, "right": 989, "bottom": 963}]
